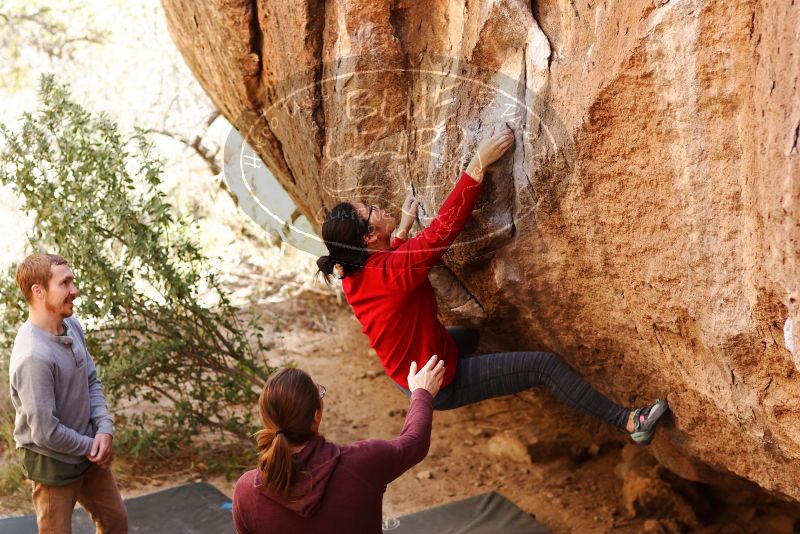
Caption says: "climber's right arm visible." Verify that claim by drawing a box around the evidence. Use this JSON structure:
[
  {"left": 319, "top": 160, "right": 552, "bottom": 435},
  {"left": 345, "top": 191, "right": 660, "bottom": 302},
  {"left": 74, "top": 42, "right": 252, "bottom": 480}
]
[{"left": 381, "top": 126, "right": 514, "bottom": 290}]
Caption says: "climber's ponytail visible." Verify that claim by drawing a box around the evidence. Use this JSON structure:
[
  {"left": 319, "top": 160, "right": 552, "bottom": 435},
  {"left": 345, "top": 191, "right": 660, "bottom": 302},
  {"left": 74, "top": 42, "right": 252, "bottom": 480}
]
[
  {"left": 315, "top": 202, "right": 370, "bottom": 285},
  {"left": 316, "top": 255, "right": 340, "bottom": 278}
]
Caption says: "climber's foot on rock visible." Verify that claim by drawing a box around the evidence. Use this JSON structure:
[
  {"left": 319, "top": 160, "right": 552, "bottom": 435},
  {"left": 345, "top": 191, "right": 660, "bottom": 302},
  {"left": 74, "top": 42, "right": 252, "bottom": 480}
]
[{"left": 629, "top": 399, "right": 669, "bottom": 445}]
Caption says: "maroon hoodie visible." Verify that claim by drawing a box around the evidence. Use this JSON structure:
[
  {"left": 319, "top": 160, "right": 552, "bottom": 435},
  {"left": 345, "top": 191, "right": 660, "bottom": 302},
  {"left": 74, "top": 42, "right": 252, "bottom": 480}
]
[{"left": 232, "top": 389, "right": 433, "bottom": 533}]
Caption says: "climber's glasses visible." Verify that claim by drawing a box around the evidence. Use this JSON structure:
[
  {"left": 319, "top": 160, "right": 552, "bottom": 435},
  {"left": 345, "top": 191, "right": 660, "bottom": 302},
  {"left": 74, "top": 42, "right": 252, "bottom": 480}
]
[{"left": 365, "top": 204, "right": 376, "bottom": 233}]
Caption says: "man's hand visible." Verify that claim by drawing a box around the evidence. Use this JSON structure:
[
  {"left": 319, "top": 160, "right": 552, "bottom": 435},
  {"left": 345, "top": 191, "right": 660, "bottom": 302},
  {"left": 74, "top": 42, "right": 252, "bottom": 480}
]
[
  {"left": 87, "top": 432, "right": 114, "bottom": 468},
  {"left": 398, "top": 192, "right": 422, "bottom": 235},
  {"left": 94, "top": 449, "right": 115, "bottom": 469},
  {"left": 407, "top": 354, "right": 446, "bottom": 397},
  {"left": 466, "top": 124, "right": 515, "bottom": 181}
]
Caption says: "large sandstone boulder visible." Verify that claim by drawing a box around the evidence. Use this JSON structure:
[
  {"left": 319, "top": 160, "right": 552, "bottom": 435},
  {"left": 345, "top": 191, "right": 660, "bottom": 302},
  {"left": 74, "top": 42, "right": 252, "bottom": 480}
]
[{"left": 161, "top": 0, "right": 800, "bottom": 500}]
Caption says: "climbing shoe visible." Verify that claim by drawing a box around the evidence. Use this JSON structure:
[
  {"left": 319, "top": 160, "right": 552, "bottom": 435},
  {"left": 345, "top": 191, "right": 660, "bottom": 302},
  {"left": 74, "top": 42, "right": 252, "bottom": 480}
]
[{"left": 629, "top": 399, "right": 669, "bottom": 445}]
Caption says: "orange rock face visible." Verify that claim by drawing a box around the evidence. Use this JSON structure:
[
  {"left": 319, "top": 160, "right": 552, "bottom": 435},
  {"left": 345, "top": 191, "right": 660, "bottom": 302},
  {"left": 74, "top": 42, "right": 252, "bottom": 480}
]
[{"left": 161, "top": 0, "right": 800, "bottom": 500}]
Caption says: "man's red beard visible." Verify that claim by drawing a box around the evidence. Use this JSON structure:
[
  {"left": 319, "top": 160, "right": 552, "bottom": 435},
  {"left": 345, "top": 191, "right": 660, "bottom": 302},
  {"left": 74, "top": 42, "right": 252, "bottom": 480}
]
[{"left": 44, "top": 297, "right": 74, "bottom": 317}]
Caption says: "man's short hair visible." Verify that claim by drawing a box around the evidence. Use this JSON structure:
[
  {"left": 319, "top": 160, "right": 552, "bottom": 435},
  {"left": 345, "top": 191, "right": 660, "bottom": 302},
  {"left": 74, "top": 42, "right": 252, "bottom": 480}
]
[{"left": 15, "top": 253, "right": 68, "bottom": 303}]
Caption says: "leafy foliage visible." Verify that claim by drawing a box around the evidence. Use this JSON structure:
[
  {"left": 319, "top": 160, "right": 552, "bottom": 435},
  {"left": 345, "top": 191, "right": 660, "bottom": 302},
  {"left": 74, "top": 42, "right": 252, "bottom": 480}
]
[{"left": 0, "top": 75, "right": 272, "bottom": 455}]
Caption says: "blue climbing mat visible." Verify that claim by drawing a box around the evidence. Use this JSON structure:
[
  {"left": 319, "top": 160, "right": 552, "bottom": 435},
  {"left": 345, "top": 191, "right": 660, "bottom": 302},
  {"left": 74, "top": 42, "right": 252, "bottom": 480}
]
[
  {"left": 0, "top": 484, "right": 546, "bottom": 533},
  {"left": 0, "top": 482, "right": 234, "bottom": 534}
]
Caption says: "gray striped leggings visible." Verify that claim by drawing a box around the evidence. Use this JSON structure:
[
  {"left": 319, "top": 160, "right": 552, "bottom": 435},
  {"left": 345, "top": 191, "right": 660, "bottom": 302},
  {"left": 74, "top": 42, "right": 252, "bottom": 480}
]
[{"left": 399, "top": 326, "right": 630, "bottom": 430}]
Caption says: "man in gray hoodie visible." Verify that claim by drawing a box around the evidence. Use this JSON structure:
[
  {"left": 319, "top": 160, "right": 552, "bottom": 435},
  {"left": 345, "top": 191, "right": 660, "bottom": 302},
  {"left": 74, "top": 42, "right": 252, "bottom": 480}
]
[{"left": 8, "top": 253, "right": 128, "bottom": 533}]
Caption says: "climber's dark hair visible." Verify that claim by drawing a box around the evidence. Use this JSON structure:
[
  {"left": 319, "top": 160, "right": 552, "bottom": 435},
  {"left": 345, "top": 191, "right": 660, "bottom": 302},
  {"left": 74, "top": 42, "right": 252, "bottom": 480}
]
[{"left": 316, "top": 202, "right": 371, "bottom": 285}]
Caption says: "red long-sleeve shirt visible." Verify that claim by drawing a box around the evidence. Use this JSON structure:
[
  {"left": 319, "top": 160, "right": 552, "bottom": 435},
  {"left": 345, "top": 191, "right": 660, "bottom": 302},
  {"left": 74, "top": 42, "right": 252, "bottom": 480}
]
[
  {"left": 232, "top": 389, "right": 433, "bottom": 534},
  {"left": 342, "top": 171, "right": 485, "bottom": 389}
]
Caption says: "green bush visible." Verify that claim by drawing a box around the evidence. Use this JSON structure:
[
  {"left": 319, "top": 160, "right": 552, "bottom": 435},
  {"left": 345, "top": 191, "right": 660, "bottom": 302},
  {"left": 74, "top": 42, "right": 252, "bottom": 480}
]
[{"left": 0, "top": 75, "right": 272, "bottom": 456}]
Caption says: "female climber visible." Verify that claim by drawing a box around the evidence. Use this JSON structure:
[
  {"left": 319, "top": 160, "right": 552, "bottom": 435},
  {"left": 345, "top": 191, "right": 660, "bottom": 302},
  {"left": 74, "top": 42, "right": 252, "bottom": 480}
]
[{"left": 315, "top": 124, "right": 668, "bottom": 444}]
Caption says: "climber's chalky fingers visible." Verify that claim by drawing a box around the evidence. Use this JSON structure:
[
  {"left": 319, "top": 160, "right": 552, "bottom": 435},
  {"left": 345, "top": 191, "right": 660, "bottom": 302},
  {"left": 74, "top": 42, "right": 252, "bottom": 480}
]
[{"left": 473, "top": 125, "right": 515, "bottom": 170}]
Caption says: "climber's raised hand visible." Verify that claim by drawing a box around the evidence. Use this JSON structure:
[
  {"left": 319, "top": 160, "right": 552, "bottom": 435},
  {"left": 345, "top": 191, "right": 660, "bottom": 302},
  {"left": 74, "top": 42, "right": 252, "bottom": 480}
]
[{"left": 466, "top": 124, "right": 515, "bottom": 180}]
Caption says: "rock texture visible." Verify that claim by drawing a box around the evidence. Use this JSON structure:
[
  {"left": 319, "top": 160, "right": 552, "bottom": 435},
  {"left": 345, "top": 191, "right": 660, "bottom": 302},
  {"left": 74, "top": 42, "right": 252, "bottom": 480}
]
[{"left": 161, "top": 0, "right": 800, "bottom": 500}]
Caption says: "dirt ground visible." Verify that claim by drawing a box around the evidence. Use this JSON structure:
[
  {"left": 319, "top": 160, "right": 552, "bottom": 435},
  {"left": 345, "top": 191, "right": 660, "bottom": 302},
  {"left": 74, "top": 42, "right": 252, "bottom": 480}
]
[{"left": 4, "top": 289, "right": 800, "bottom": 533}]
